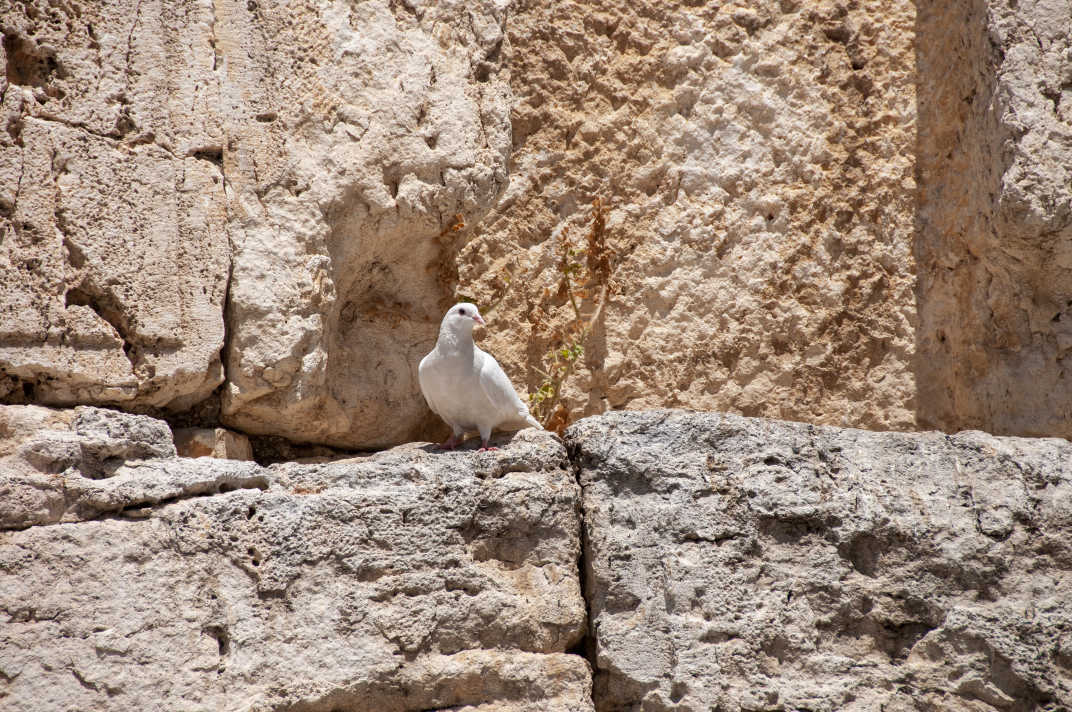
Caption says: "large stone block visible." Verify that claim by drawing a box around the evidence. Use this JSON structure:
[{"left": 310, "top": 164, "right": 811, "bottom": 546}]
[
  {"left": 0, "top": 0, "right": 230, "bottom": 410},
  {"left": 458, "top": 0, "right": 918, "bottom": 433},
  {"left": 917, "top": 0, "right": 1072, "bottom": 437},
  {"left": 0, "top": 406, "right": 591, "bottom": 711},
  {"left": 215, "top": 0, "right": 512, "bottom": 448},
  {"left": 568, "top": 410, "right": 1072, "bottom": 711}
]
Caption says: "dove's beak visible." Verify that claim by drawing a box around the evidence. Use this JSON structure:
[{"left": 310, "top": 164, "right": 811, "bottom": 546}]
[{"left": 473, "top": 315, "right": 486, "bottom": 326}]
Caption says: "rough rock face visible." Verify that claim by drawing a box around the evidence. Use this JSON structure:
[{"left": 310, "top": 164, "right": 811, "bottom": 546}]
[
  {"left": 216, "top": 0, "right": 512, "bottom": 448},
  {"left": 916, "top": 0, "right": 1072, "bottom": 439},
  {"left": 458, "top": 0, "right": 918, "bottom": 432},
  {"left": 0, "top": 0, "right": 510, "bottom": 448},
  {"left": 0, "top": 2, "right": 230, "bottom": 409},
  {"left": 5, "top": 0, "right": 1072, "bottom": 448},
  {"left": 568, "top": 410, "right": 1072, "bottom": 711},
  {"left": 6, "top": 404, "right": 1072, "bottom": 710},
  {"left": 0, "top": 406, "right": 591, "bottom": 711}
]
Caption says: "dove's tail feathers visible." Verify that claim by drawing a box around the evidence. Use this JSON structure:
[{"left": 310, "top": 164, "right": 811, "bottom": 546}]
[{"left": 524, "top": 413, "right": 542, "bottom": 430}]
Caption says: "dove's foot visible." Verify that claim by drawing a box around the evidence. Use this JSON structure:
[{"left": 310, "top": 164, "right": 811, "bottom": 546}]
[
  {"left": 478, "top": 440, "right": 499, "bottom": 452},
  {"left": 436, "top": 435, "right": 460, "bottom": 450}
]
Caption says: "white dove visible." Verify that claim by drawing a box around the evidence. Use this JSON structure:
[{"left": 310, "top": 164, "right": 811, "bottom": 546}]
[{"left": 419, "top": 303, "right": 542, "bottom": 451}]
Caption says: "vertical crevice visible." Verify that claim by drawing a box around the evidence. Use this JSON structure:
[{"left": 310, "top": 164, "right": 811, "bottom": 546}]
[
  {"left": 564, "top": 445, "right": 599, "bottom": 678},
  {"left": 202, "top": 624, "right": 230, "bottom": 673},
  {"left": 219, "top": 237, "right": 235, "bottom": 392},
  {"left": 123, "top": 0, "right": 145, "bottom": 78}
]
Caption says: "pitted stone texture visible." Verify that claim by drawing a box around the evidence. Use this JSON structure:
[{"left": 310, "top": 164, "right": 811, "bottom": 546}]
[
  {"left": 567, "top": 410, "right": 1072, "bottom": 711},
  {"left": 0, "top": 408, "right": 590, "bottom": 711},
  {"left": 0, "top": 99, "right": 229, "bottom": 409},
  {"left": 0, "top": 404, "right": 265, "bottom": 530},
  {"left": 0, "top": 0, "right": 236, "bottom": 409},
  {"left": 1, "top": 404, "right": 175, "bottom": 475},
  {"left": 0, "top": 0, "right": 510, "bottom": 446},
  {"left": 458, "top": 0, "right": 917, "bottom": 432},
  {"left": 917, "top": 0, "right": 1072, "bottom": 438}
]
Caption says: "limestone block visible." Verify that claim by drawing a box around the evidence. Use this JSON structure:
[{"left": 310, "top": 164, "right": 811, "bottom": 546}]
[
  {"left": 0, "top": 0, "right": 511, "bottom": 449},
  {"left": 0, "top": 406, "right": 590, "bottom": 711},
  {"left": 568, "top": 410, "right": 1072, "bottom": 711},
  {"left": 917, "top": 0, "right": 1072, "bottom": 437},
  {"left": 0, "top": 2, "right": 231, "bottom": 409},
  {"left": 458, "top": 0, "right": 918, "bottom": 433},
  {"left": 217, "top": 0, "right": 512, "bottom": 448}
]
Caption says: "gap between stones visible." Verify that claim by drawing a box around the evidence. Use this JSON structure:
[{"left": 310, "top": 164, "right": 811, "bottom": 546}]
[{"left": 565, "top": 442, "right": 600, "bottom": 682}]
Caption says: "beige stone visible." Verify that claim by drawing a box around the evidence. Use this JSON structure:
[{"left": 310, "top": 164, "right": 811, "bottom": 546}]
[
  {"left": 916, "top": 0, "right": 1072, "bottom": 438},
  {"left": 0, "top": 406, "right": 591, "bottom": 711},
  {"left": 4, "top": 0, "right": 1071, "bottom": 450},
  {"left": 457, "top": 0, "right": 918, "bottom": 433},
  {"left": 216, "top": 0, "right": 513, "bottom": 449},
  {"left": 173, "top": 426, "right": 253, "bottom": 461},
  {"left": 0, "top": 3, "right": 229, "bottom": 409}
]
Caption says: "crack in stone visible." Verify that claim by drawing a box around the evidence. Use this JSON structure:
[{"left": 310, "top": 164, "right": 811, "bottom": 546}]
[
  {"left": 208, "top": 0, "right": 221, "bottom": 72},
  {"left": 11, "top": 134, "right": 25, "bottom": 216},
  {"left": 124, "top": 0, "right": 145, "bottom": 83},
  {"left": 0, "top": 474, "right": 270, "bottom": 533},
  {"left": 565, "top": 440, "right": 598, "bottom": 672},
  {"left": 220, "top": 238, "right": 236, "bottom": 396},
  {"left": 28, "top": 113, "right": 180, "bottom": 158}
]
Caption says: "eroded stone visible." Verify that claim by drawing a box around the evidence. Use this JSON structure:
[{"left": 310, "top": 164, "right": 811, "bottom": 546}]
[
  {"left": 0, "top": 406, "right": 590, "bottom": 711},
  {"left": 568, "top": 410, "right": 1072, "bottom": 711},
  {"left": 458, "top": 0, "right": 918, "bottom": 434},
  {"left": 917, "top": 0, "right": 1072, "bottom": 438}
]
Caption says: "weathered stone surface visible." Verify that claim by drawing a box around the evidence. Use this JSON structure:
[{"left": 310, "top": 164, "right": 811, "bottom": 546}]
[
  {"left": 0, "top": 407, "right": 590, "bottom": 710},
  {"left": 0, "top": 404, "right": 264, "bottom": 529},
  {"left": 173, "top": 426, "right": 253, "bottom": 461},
  {"left": 458, "top": 0, "right": 918, "bottom": 432},
  {"left": 1, "top": 0, "right": 510, "bottom": 447},
  {"left": 0, "top": 5, "right": 230, "bottom": 409},
  {"left": 216, "top": 0, "right": 512, "bottom": 448},
  {"left": 917, "top": 0, "right": 1072, "bottom": 438},
  {"left": 568, "top": 410, "right": 1072, "bottom": 711}
]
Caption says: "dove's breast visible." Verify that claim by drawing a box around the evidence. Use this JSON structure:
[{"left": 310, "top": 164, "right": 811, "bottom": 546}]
[{"left": 419, "top": 348, "right": 491, "bottom": 430}]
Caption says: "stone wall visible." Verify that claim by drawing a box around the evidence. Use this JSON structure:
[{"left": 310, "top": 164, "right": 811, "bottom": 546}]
[
  {"left": 0, "top": 405, "right": 590, "bottom": 711},
  {"left": 1, "top": 0, "right": 511, "bottom": 449},
  {"left": 3, "top": 0, "right": 1072, "bottom": 445},
  {"left": 3, "top": 406, "right": 1071, "bottom": 710},
  {"left": 568, "top": 410, "right": 1072, "bottom": 711},
  {"left": 0, "top": 0, "right": 231, "bottom": 410}
]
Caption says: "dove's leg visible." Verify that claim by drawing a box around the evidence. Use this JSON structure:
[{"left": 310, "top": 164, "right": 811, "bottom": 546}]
[
  {"left": 437, "top": 425, "right": 464, "bottom": 450},
  {"left": 477, "top": 424, "right": 498, "bottom": 451}
]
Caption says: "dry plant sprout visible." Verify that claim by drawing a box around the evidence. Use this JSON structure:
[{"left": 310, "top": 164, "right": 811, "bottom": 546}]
[
  {"left": 528, "top": 197, "right": 616, "bottom": 434},
  {"left": 452, "top": 199, "right": 619, "bottom": 435}
]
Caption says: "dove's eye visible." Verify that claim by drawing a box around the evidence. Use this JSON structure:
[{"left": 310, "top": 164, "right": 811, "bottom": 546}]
[{"left": 458, "top": 308, "right": 468, "bottom": 316}]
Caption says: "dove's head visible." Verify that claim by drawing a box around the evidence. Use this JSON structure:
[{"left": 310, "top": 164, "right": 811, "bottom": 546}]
[{"left": 442, "top": 303, "right": 486, "bottom": 333}]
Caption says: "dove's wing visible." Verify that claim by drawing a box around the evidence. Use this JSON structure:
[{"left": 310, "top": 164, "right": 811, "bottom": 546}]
[
  {"left": 476, "top": 348, "right": 540, "bottom": 427},
  {"left": 418, "top": 352, "right": 447, "bottom": 420}
]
